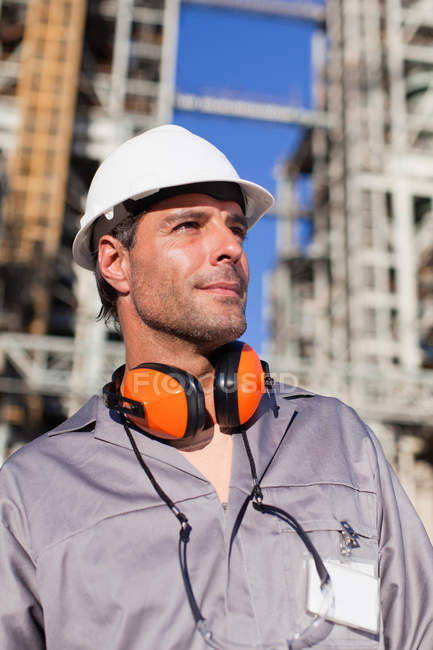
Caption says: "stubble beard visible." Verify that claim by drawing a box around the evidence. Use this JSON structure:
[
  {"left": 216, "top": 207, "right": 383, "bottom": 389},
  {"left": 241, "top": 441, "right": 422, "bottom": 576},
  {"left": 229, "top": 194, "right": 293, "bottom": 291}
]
[{"left": 131, "top": 277, "right": 247, "bottom": 349}]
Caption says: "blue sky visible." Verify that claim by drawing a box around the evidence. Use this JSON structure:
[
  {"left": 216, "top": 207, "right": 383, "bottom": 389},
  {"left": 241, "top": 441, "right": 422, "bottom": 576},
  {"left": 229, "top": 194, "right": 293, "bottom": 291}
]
[{"left": 174, "top": 3, "right": 322, "bottom": 353}]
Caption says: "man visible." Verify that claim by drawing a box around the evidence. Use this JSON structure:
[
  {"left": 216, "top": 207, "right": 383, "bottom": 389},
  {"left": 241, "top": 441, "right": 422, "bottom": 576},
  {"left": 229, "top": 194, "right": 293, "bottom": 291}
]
[{"left": 1, "top": 125, "right": 432, "bottom": 649}]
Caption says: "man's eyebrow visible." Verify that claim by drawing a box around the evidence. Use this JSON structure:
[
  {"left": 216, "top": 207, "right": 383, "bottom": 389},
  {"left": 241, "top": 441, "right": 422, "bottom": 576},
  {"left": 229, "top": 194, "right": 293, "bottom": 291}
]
[
  {"left": 227, "top": 213, "right": 248, "bottom": 229},
  {"left": 161, "top": 209, "right": 208, "bottom": 225},
  {"left": 160, "top": 209, "right": 247, "bottom": 228}
]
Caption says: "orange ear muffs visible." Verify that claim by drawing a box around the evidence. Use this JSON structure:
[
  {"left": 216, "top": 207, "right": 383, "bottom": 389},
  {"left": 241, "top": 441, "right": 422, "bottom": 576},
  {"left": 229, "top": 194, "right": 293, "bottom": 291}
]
[
  {"left": 124, "top": 364, "right": 206, "bottom": 439},
  {"left": 103, "top": 342, "right": 269, "bottom": 439},
  {"left": 104, "top": 363, "right": 206, "bottom": 440},
  {"left": 213, "top": 341, "right": 265, "bottom": 429}
]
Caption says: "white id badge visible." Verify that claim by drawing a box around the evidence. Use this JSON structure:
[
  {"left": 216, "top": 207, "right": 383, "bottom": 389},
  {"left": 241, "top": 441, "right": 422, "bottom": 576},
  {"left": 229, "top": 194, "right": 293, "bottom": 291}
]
[{"left": 306, "top": 558, "right": 380, "bottom": 634}]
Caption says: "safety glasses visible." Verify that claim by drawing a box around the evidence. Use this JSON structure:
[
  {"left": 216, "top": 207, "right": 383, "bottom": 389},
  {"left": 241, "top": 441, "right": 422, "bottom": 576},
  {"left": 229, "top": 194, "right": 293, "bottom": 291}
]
[{"left": 123, "top": 417, "right": 334, "bottom": 649}]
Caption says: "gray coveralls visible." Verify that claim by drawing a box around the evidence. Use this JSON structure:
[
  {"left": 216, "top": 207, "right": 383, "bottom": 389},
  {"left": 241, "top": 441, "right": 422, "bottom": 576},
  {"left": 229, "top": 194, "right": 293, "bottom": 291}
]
[{"left": 1, "top": 386, "right": 432, "bottom": 649}]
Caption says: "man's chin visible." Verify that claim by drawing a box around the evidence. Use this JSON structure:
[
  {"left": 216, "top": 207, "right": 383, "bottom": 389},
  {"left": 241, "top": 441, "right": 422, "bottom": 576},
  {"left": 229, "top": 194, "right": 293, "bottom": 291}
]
[
  {"left": 195, "top": 316, "right": 247, "bottom": 350},
  {"left": 135, "top": 298, "right": 247, "bottom": 347}
]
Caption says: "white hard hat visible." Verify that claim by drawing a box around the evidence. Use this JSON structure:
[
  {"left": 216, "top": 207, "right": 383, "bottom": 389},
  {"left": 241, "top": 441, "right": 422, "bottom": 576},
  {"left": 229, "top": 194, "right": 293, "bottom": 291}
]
[{"left": 72, "top": 124, "right": 274, "bottom": 270}]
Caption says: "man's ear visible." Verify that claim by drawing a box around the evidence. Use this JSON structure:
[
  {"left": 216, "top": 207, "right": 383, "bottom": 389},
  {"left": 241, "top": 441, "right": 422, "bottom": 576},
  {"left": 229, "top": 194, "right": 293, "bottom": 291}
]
[{"left": 98, "top": 235, "right": 131, "bottom": 294}]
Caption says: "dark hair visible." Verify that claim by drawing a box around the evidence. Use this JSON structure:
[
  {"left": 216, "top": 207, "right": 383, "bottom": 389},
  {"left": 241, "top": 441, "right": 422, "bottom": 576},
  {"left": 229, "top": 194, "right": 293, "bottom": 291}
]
[{"left": 94, "top": 213, "right": 142, "bottom": 329}]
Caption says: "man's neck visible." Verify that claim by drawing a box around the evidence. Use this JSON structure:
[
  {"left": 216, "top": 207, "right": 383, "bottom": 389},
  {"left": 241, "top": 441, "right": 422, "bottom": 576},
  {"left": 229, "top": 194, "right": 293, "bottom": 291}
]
[{"left": 121, "top": 328, "right": 221, "bottom": 426}]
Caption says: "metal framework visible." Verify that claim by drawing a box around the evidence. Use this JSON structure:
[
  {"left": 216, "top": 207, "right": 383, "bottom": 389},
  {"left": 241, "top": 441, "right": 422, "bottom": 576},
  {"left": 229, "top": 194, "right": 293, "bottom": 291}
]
[
  {"left": 1, "top": 0, "right": 432, "bottom": 533},
  {"left": 0, "top": 0, "right": 328, "bottom": 457},
  {"left": 271, "top": 0, "right": 433, "bottom": 536},
  {"left": 0, "top": 332, "right": 123, "bottom": 399},
  {"left": 1, "top": 0, "right": 86, "bottom": 334},
  {"left": 175, "top": 92, "right": 332, "bottom": 128},
  {"left": 1, "top": 0, "right": 86, "bottom": 262},
  {"left": 0, "top": 0, "right": 174, "bottom": 450},
  {"left": 182, "top": 0, "right": 325, "bottom": 22}
]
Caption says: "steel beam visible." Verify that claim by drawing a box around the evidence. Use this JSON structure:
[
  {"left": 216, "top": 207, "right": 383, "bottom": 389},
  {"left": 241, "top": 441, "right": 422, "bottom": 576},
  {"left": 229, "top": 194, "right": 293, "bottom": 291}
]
[
  {"left": 175, "top": 92, "right": 332, "bottom": 128},
  {"left": 268, "top": 355, "right": 433, "bottom": 426},
  {"left": 182, "top": 0, "right": 325, "bottom": 22}
]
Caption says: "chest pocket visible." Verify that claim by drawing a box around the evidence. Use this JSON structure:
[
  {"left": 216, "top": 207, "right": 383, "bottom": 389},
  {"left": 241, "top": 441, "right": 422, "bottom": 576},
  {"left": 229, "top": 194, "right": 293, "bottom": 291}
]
[{"left": 269, "top": 483, "right": 381, "bottom": 649}]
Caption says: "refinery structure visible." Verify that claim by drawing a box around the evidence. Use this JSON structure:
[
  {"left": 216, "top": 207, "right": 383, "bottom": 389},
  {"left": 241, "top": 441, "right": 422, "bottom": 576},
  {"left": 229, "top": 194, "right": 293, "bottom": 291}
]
[
  {"left": 0, "top": 0, "right": 325, "bottom": 447},
  {"left": 271, "top": 0, "right": 433, "bottom": 534},
  {"left": 0, "top": 0, "right": 432, "bottom": 535}
]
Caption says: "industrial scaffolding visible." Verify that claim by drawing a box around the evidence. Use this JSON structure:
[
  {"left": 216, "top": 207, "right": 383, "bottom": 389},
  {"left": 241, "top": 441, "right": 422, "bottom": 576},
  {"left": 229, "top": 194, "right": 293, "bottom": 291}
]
[
  {"left": 271, "top": 0, "right": 433, "bottom": 536},
  {"left": 0, "top": 0, "right": 326, "bottom": 455},
  {"left": 0, "top": 0, "right": 180, "bottom": 453},
  {"left": 1, "top": 0, "right": 431, "bottom": 534}
]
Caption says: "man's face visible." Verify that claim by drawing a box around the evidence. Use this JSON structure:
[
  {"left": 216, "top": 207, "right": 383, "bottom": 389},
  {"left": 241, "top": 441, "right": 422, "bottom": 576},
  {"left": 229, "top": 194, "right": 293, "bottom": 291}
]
[{"left": 125, "top": 193, "right": 249, "bottom": 349}]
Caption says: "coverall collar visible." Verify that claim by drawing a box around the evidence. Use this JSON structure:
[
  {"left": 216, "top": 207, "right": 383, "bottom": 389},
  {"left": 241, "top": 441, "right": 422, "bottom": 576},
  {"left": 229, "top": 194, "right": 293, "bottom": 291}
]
[{"left": 47, "top": 384, "right": 312, "bottom": 489}]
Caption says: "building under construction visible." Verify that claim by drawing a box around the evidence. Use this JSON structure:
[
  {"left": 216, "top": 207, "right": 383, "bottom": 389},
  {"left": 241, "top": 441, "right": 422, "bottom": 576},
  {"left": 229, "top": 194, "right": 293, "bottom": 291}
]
[
  {"left": 271, "top": 0, "right": 433, "bottom": 536},
  {"left": 0, "top": 0, "right": 178, "bottom": 453},
  {"left": 0, "top": 0, "right": 432, "bottom": 535},
  {"left": 0, "top": 0, "right": 325, "bottom": 452}
]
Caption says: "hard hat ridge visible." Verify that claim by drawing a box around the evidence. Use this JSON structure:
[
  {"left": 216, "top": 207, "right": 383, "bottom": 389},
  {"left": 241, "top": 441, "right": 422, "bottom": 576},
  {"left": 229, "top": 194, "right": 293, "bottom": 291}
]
[{"left": 72, "top": 124, "right": 274, "bottom": 270}]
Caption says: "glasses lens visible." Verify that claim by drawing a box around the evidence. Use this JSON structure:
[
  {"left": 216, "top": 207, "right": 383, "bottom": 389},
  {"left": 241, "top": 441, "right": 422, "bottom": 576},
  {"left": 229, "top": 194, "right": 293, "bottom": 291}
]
[{"left": 195, "top": 562, "right": 334, "bottom": 649}]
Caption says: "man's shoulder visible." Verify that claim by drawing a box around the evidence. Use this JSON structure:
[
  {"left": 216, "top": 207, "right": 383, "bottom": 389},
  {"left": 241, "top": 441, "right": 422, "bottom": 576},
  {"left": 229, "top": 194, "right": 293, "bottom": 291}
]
[
  {"left": 3, "top": 395, "right": 100, "bottom": 465},
  {"left": 272, "top": 382, "right": 377, "bottom": 454},
  {"left": 0, "top": 395, "right": 113, "bottom": 555},
  {"left": 275, "top": 382, "right": 367, "bottom": 425},
  {"left": 267, "top": 384, "right": 385, "bottom": 498},
  {"left": 47, "top": 394, "right": 100, "bottom": 437},
  {"left": 0, "top": 396, "right": 102, "bottom": 493}
]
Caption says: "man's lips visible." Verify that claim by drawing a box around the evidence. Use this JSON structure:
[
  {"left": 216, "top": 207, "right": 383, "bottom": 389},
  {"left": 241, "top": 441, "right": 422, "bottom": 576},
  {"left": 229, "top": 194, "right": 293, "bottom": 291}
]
[{"left": 198, "top": 281, "right": 243, "bottom": 297}]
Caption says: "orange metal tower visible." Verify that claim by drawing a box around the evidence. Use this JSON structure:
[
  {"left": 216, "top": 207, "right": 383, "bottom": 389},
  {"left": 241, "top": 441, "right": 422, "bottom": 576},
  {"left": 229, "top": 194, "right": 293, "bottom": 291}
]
[{"left": 1, "top": 0, "right": 86, "bottom": 332}]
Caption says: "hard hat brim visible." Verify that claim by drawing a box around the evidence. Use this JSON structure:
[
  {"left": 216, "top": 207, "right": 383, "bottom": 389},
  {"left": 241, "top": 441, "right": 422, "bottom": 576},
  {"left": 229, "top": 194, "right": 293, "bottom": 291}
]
[{"left": 72, "top": 178, "right": 274, "bottom": 271}]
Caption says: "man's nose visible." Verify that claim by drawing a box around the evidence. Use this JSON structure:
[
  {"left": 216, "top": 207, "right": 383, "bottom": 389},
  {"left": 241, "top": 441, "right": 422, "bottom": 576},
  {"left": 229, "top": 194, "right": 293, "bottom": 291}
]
[{"left": 210, "top": 221, "right": 244, "bottom": 265}]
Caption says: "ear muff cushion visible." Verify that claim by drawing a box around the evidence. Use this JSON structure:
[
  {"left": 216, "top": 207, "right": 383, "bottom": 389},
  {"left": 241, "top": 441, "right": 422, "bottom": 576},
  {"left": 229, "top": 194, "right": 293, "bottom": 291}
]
[
  {"left": 236, "top": 345, "right": 265, "bottom": 424},
  {"left": 123, "top": 363, "right": 206, "bottom": 439},
  {"left": 213, "top": 342, "right": 264, "bottom": 429},
  {"left": 213, "top": 342, "right": 242, "bottom": 428}
]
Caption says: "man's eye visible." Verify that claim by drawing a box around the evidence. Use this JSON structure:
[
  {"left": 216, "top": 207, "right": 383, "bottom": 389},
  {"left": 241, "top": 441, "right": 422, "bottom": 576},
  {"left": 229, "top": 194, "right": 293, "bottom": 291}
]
[
  {"left": 175, "top": 220, "right": 200, "bottom": 231},
  {"left": 231, "top": 227, "right": 247, "bottom": 240}
]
